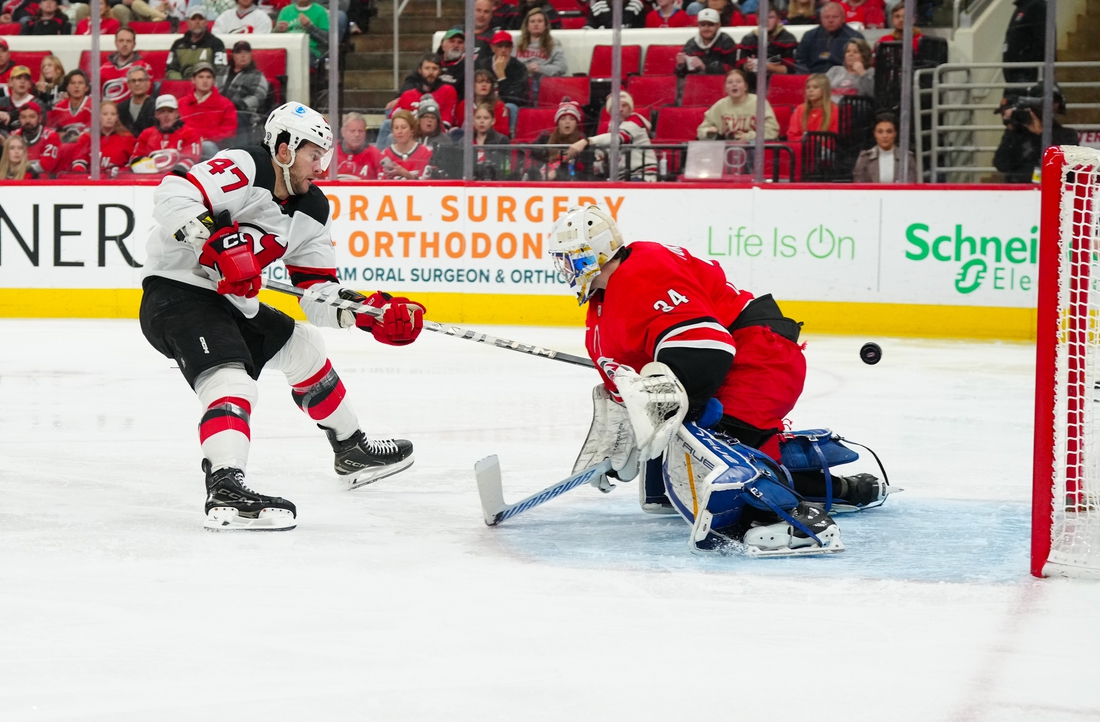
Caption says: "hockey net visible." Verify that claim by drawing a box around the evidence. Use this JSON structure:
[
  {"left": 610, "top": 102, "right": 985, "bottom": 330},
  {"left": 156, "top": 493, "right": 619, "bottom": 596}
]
[{"left": 1033, "top": 146, "right": 1100, "bottom": 579}]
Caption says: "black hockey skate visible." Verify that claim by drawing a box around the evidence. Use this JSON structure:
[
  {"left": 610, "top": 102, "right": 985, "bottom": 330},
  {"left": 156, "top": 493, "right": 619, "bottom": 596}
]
[
  {"left": 790, "top": 471, "right": 893, "bottom": 512},
  {"left": 741, "top": 501, "right": 844, "bottom": 556},
  {"left": 202, "top": 459, "right": 297, "bottom": 531},
  {"left": 323, "top": 427, "right": 414, "bottom": 489}
]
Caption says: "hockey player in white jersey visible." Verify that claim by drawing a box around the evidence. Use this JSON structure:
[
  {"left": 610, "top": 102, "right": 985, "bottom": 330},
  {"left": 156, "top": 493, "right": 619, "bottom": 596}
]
[{"left": 140, "top": 102, "right": 425, "bottom": 531}]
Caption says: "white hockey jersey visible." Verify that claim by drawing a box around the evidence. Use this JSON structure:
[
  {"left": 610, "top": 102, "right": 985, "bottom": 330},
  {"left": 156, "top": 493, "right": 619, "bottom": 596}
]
[
  {"left": 212, "top": 6, "right": 274, "bottom": 34},
  {"left": 146, "top": 147, "right": 340, "bottom": 324}
]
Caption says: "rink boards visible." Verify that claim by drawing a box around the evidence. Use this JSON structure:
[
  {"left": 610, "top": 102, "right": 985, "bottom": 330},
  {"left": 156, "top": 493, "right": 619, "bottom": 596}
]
[{"left": 0, "top": 181, "right": 1040, "bottom": 339}]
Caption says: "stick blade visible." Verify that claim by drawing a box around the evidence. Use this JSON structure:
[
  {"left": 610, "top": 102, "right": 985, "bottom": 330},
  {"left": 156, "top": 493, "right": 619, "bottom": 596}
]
[{"left": 474, "top": 455, "right": 508, "bottom": 526}]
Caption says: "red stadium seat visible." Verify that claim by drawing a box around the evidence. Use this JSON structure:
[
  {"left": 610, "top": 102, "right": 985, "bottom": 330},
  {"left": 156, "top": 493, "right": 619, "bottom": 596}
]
[
  {"left": 681, "top": 74, "right": 725, "bottom": 107},
  {"left": 128, "top": 21, "right": 172, "bottom": 33},
  {"left": 158, "top": 79, "right": 194, "bottom": 99},
  {"left": 654, "top": 106, "right": 706, "bottom": 142},
  {"left": 589, "top": 45, "right": 641, "bottom": 80},
  {"left": 773, "top": 103, "right": 793, "bottom": 138},
  {"left": 10, "top": 52, "right": 49, "bottom": 82},
  {"left": 743, "top": 13, "right": 757, "bottom": 25},
  {"left": 767, "top": 74, "right": 809, "bottom": 106},
  {"left": 642, "top": 45, "right": 682, "bottom": 76},
  {"left": 536, "top": 76, "right": 590, "bottom": 108},
  {"left": 559, "top": 15, "right": 588, "bottom": 29},
  {"left": 251, "top": 49, "right": 287, "bottom": 103},
  {"left": 547, "top": 0, "right": 583, "bottom": 11},
  {"left": 626, "top": 75, "right": 677, "bottom": 110},
  {"left": 513, "top": 107, "right": 558, "bottom": 142},
  {"left": 0, "top": 22, "right": 22, "bottom": 34}
]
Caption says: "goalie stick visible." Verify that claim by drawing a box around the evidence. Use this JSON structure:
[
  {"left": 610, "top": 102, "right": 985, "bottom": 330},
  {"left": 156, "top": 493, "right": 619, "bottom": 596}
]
[
  {"left": 264, "top": 279, "right": 596, "bottom": 369},
  {"left": 475, "top": 455, "right": 614, "bottom": 526}
]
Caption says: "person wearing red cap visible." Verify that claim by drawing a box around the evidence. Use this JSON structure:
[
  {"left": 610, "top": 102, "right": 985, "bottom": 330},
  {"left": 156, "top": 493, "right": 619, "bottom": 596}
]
[
  {"left": 12, "top": 101, "right": 62, "bottom": 176},
  {"left": 0, "top": 65, "right": 38, "bottom": 133},
  {"left": 477, "top": 30, "right": 529, "bottom": 107}
]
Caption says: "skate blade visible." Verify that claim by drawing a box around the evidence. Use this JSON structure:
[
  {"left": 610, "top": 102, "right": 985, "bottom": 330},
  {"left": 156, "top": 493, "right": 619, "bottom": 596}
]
[
  {"left": 640, "top": 502, "right": 680, "bottom": 515},
  {"left": 829, "top": 485, "right": 904, "bottom": 514},
  {"left": 345, "top": 455, "right": 415, "bottom": 490},
  {"left": 204, "top": 507, "right": 296, "bottom": 532},
  {"left": 743, "top": 539, "right": 846, "bottom": 557}
]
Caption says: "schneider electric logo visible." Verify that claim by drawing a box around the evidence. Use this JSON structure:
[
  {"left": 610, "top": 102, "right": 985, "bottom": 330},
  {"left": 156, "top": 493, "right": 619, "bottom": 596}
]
[{"left": 905, "top": 223, "right": 1038, "bottom": 294}]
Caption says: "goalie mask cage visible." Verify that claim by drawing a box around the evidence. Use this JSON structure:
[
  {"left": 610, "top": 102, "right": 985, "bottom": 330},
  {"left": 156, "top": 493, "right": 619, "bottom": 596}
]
[{"left": 1033, "top": 145, "right": 1100, "bottom": 580}]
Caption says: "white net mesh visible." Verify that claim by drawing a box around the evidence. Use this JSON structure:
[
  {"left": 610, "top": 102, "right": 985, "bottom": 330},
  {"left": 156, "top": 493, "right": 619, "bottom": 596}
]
[{"left": 1049, "top": 147, "right": 1100, "bottom": 578}]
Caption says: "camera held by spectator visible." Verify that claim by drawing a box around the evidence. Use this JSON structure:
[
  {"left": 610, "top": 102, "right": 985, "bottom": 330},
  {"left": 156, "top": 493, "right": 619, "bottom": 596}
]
[{"left": 993, "top": 81, "right": 1078, "bottom": 183}]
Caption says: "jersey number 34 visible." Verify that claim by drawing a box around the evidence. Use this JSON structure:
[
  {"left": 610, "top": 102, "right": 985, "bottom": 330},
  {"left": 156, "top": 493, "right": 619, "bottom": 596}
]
[{"left": 654, "top": 289, "right": 689, "bottom": 313}]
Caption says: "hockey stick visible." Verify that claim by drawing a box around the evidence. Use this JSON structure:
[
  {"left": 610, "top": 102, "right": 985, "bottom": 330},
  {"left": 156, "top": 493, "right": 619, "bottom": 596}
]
[
  {"left": 264, "top": 279, "right": 596, "bottom": 369},
  {"left": 474, "top": 455, "right": 613, "bottom": 526}
]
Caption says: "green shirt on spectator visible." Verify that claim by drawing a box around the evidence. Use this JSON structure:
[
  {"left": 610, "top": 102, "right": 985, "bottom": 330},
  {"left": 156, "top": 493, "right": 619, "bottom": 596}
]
[{"left": 277, "top": 2, "right": 330, "bottom": 58}]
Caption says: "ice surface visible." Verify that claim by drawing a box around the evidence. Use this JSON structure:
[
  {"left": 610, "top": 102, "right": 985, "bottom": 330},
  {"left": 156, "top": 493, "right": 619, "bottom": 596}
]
[{"left": 1, "top": 320, "right": 1099, "bottom": 721}]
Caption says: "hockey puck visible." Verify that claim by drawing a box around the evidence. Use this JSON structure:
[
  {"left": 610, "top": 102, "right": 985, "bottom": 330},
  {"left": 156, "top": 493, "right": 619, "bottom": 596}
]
[{"left": 860, "top": 342, "right": 882, "bottom": 365}]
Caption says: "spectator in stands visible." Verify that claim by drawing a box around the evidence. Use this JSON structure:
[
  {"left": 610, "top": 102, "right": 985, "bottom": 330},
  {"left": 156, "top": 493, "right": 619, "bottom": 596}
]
[
  {"left": 568, "top": 90, "right": 656, "bottom": 181},
  {"left": 35, "top": 55, "right": 65, "bottom": 107},
  {"left": 454, "top": 69, "right": 510, "bottom": 136},
  {"left": 697, "top": 67, "right": 779, "bottom": 140},
  {"left": 688, "top": 0, "right": 745, "bottom": 27},
  {"left": 100, "top": 28, "right": 153, "bottom": 103},
  {"left": 69, "top": 99, "right": 137, "bottom": 175},
  {"left": 379, "top": 109, "right": 433, "bottom": 180},
  {"left": 491, "top": 0, "right": 518, "bottom": 32},
  {"left": 416, "top": 95, "right": 453, "bottom": 152},
  {"left": 1001, "top": 0, "right": 1045, "bottom": 101},
  {"left": 178, "top": 60, "right": 237, "bottom": 157},
  {"left": 394, "top": 52, "right": 444, "bottom": 101},
  {"left": 478, "top": 31, "right": 529, "bottom": 108},
  {"left": 876, "top": 2, "right": 921, "bottom": 52},
  {"left": 1, "top": 0, "right": 38, "bottom": 28},
  {"left": 335, "top": 111, "right": 380, "bottom": 179},
  {"left": 737, "top": 7, "right": 799, "bottom": 89},
  {"left": 76, "top": 0, "right": 121, "bottom": 33},
  {"left": 0, "top": 134, "right": 38, "bottom": 179},
  {"left": 526, "top": 99, "right": 589, "bottom": 181},
  {"left": 118, "top": 64, "right": 157, "bottom": 133},
  {"left": 129, "top": 93, "right": 201, "bottom": 173},
  {"left": 167, "top": 6, "right": 228, "bottom": 80},
  {"left": 0, "top": 39, "right": 15, "bottom": 97},
  {"left": 111, "top": 0, "right": 170, "bottom": 25},
  {"left": 513, "top": 0, "right": 560, "bottom": 29},
  {"left": 379, "top": 53, "right": 457, "bottom": 148},
  {"left": 0, "top": 66, "right": 38, "bottom": 133},
  {"left": 787, "top": 74, "right": 838, "bottom": 140},
  {"left": 852, "top": 111, "right": 916, "bottom": 182},
  {"left": 473, "top": 0, "right": 495, "bottom": 50},
  {"left": 785, "top": 0, "right": 818, "bottom": 25},
  {"left": 472, "top": 102, "right": 510, "bottom": 180},
  {"left": 274, "top": 0, "right": 329, "bottom": 67},
  {"left": 22, "top": 0, "right": 72, "bottom": 34},
  {"left": 13, "top": 101, "right": 61, "bottom": 175},
  {"left": 795, "top": 2, "right": 863, "bottom": 74},
  {"left": 48, "top": 69, "right": 92, "bottom": 142},
  {"left": 515, "top": 7, "right": 566, "bottom": 94},
  {"left": 646, "top": 0, "right": 689, "bottom": 27},
  {"left": 677, "top": 9, "right": 736, "bottom": 76},
  {"left": 582, "top": 0, "right": 642, "bottom": 29},
  {"left": 993, "top": 81, "right": 1076, "bottom": 183},
  {"left": 438, "top": 27, "right": 470, "bottom": 100},
  {"left": 213, "top": 0, "right": 271, "bottom": 33},
  {"left": 220, "top": 40, "right": 268, "bottom": 143},
  {"left": 841, "top": 0, "right": 885, "bottom": 29},
  {"left": 826, "top": 38, "right": 873, "bottom": 102}
]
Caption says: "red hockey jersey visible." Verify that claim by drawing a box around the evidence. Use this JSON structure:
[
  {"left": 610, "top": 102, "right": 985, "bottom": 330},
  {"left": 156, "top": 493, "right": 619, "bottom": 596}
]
[
  {"left": 393, "top": 84, "right": 458, "bottom": 128},
  {"left": 378, "top": 142, "right": 433, "bottom": 179},
  {"left": 132, "top": 121, "right": 202, "bottom": 171},
  {"left": 178, "top": 88, "right": 238, "bottom": 143},
  {"left": 100, "top": 56, "right": 154, "bottom": 103},
  {"left": 12, "top": 125, "right": 61, "bottom": 174},
  {"left": 70, "top": 130, "right": 138, "bottom": 173},
  {"left": 336, "top": 143, "right": 381, "bottom": 179},
  {"left": 47, "top": 96, "right": 92, "bottom": 142}
]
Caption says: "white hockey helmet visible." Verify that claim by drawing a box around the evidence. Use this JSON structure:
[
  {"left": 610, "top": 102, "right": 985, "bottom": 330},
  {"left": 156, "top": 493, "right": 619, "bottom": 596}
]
[
  {"left": 264, "top": 102, "right": 334, "bottom": 189},
  {"left": 548, "top": 205, "right": 625, "bottom": 305}
]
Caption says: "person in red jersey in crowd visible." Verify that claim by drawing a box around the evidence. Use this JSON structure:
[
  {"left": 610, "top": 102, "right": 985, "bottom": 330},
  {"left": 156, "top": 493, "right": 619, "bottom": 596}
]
[
  {"left": 76, "top": 0, "right": 122, "bottom": 34},
  {"left": 390, "top": 60, "right": 458, "bottom": 128},
  {"left": 100, "top": 27, "right": 155, "bottom": 104},
  {"left": 130, "top": 94, "right": 202, "bottom": 173},
  {"left": 335, "top": 111, "right": 380, "bottom": 179},
  {"left": 70, "top": 100, "right": 138, "bottom": 175},
  {"left": 645, "top": 0, "right": 690, "bottom": 27},
  {"left": 787, "top": 74, "right": 839, "bottom": 140},
  {"left": 378, "top": 109, "right": 432, "bottom": 180},
  {"left": 178, "top": 61, "right": 238, "bottom": 158},
  {"left": 12, "top": 101, "right": 61, "bottom": 175},
  {"left": 0, "top": 65, "right": 39, "bottom": 133},
  {"left": 841, "top": 0, "right": 885, "bottom": 29},
  {"left": 454, "top": 69, "right": 510, "bottom": 136},
  {"left": 875, "top": 2, "right": 922, "bottom": 53},
  {"left": 0, "top": 0, "right": 38, "bottom": 28},
  {"left": 47, "top": 69, "right": 92, "bottom": 143}
]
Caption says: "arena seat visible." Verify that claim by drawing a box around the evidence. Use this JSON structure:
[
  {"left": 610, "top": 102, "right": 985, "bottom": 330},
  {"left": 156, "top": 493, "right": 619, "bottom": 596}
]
[
  {"left": 681, "top": 74, "right": 725, "bottom": 107},
  {"left": 641, "top": 44, "right": 681, "bottom": 76},
  {"left": 251, "top": 48, "right": 288, "bottom": 104},
  {"left": 10, "top": 52, "right": 50, "bottom": 81},
  {"left": 548, "top": 0, "right": 584, "bottom": 11},
  {"left": 654, "top": 106, "right": 706, "bottom": 141},
  {"left": 128, "top": 21, "right": 172, "bottom": 34},
  {"left": 0, "top": 22, "right": 22, "bottom": 34},
  {"left": 626, "top": 74, "right": 678, "bottom": 110},
  {"left": 513, "top": 107, "right": 558, "bottom": 142},
  {"left": 767, "top": 74, "right": 809, "bottom": 106},
  {"left": 588, "top": 45, "right": 641, "bottom": 80},
  {"left": 560, "top": 16, "right": 588, "bottom": 29},
  {"left": 773, "top": 103, "right": 793, "bottom": 139},
  {"left": 536, "top": 76, "right": 590, "bottom": 108}
]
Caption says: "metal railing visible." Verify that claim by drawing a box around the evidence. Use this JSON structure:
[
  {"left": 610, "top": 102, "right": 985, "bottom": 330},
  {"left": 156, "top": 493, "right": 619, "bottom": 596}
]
[{"left": 914, "top": 60, "right": 1100, "bottom": 182}]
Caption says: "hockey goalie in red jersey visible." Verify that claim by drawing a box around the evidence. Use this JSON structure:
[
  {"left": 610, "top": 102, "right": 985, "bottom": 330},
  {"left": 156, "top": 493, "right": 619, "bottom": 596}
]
[
  {"left": 139, "top": 102, "right": 425, "bottom": 532},
  {"left": 549, "top": 206, "right": 892, "bottom": 555}
]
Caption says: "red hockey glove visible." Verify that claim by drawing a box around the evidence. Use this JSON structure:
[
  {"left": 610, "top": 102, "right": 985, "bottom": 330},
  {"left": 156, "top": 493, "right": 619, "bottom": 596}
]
[
  {"left": 353, "top": 291, "right": 426, "bottom": 346},
  {"left": 198, "top": 222, "right": 261, "bottom": 298}
]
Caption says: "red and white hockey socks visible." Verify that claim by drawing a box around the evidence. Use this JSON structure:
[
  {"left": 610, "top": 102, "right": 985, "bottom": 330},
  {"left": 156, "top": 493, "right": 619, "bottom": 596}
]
[
  {"left": 270, "top": 324, "right": 360, "bottom": 441},
  {"left": 194, "top": 364, "right": 257, "bottom": 471}
]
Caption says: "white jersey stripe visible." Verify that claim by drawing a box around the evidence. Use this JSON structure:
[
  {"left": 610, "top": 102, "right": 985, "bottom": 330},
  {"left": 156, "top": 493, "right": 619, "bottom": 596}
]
[{"left": 655, "top": 338, "right": 737, "bottom": 357}]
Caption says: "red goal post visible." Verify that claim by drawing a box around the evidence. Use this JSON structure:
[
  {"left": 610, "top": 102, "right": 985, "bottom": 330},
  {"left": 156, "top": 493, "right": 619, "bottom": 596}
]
[{"left": 1032, "top": 145, "right": 1100, "bottom": 579}]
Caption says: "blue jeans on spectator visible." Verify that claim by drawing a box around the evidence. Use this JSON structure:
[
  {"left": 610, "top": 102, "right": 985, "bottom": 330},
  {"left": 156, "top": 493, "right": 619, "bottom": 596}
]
[
  {"left": 505, "top": 102, "right": 519, "bottom": 137},
  {"left": 375, "top": 116, "right": 392, "bottom": 150}
]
